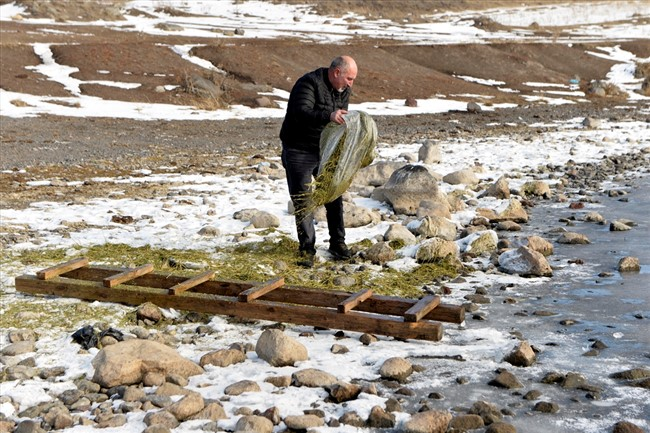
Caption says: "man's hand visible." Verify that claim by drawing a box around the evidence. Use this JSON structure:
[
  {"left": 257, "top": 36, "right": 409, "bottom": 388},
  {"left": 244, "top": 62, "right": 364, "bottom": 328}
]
[{"left": 330, "top": 109, "right": 348, "bottom": 124}]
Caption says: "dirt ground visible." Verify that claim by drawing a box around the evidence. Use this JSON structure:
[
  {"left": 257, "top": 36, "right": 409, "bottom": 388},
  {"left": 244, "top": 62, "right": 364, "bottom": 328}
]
[{"left": 1, "top": 1, "right": 649, "bottom": 210}]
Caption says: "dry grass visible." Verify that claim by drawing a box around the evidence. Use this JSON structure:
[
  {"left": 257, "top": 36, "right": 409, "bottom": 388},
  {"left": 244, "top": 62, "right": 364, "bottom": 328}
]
[{"left": 19, "top": 0, "right": 127, "bottom": 22}]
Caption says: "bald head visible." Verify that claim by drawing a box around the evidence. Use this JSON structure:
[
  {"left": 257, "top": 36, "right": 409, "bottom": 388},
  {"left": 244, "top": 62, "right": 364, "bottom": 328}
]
[{"left": 329, "top": 56, "right": 357, "bottom": 92}]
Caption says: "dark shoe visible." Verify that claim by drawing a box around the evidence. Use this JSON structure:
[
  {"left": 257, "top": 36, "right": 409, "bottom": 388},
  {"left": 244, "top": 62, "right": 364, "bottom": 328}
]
[
  {"left": 297, "top": 249, "right": 316, "bottom": 268},
  {"left": 328, "top": 242, "right": 352, "bottom": 260}
]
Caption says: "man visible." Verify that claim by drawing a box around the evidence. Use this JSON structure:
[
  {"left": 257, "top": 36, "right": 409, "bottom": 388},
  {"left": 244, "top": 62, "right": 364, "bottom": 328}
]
[{"left": 280, "top": 55, "right": 358, "bottom": 267}]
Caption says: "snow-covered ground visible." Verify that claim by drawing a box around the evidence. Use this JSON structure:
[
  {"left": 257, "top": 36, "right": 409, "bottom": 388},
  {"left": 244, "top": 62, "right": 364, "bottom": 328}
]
[{"left": 1, "top": 2, "right": 649, "bottom": 433}]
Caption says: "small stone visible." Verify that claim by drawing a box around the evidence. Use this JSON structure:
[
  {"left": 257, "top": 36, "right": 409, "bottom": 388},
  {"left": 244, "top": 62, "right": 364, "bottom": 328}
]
[
  {"left": 618, "top": 256, "right": 640, "bottom": 272},
  {"left": 533, "top": 401, "right": 559, "bottom": 413}
]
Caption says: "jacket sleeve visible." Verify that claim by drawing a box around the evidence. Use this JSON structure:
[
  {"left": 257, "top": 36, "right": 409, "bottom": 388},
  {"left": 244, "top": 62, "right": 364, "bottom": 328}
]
[{"left": 286, "top": 77, "right": 331, "bottom": 126}]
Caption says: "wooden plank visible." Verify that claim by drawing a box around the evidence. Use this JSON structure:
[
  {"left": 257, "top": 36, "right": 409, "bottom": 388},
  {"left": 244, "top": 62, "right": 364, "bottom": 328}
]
[
  {"left": 238, "top": 277, "right": 284, "bottom": 302},
  {"left": 15, "top": 275, "right": 443, "bottom": 341},
  {"left": 404, "top": 295, "right": 441, "bottom": 322},
  {"left": 103, "top": 264, "right": 154, "bottom": 288},
  {"left": 169, "top": 271, "right": 215, "bottom": 295},
  {"left": 338, "top": 288, "right": 373, "bottom": 314},
  {"left": 61, "top": 266, "right": 465, "bottom": 324},
  {"left": 36, "top": 257, "right": 89, "bottom": 280}
]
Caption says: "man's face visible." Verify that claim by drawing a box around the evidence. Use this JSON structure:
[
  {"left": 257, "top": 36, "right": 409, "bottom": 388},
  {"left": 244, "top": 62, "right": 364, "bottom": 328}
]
[{"left": 332, "top": 64, "right": 357, "bottom": 92}]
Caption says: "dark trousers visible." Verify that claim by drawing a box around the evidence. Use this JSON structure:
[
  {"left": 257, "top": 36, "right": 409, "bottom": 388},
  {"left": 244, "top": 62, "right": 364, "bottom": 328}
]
[{"left": 281, "top": 147, "right": 345, "bottom": 252}]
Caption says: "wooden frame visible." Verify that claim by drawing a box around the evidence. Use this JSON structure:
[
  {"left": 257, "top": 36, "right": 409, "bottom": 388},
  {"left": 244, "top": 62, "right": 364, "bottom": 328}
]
[{"left": 15, "top": 259, "right": 466, "bottom": 342}]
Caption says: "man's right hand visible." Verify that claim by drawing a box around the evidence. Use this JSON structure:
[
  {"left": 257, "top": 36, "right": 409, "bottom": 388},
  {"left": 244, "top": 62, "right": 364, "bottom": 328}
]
[{"left": 330, "top": 109, "right": 348, "bottom": 124}]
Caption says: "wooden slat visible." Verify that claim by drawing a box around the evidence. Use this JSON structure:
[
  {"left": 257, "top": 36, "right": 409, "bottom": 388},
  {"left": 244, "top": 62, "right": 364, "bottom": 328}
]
[
  {"left": 169, "top": 271, "right": 215, "bottom": 295},
  {"left": 15, "top": 275, "right": 443, "bottom": 341},
  {"left": 404, "top": 295, "right": 441, "bottom": 322},
  {"left": 60, "top": 266, "right": 465, "bottom": 324},
  {"left": 36, "top": 257, "right": 89, "bottom": 280},
  {"left": 103, "top": 264, "right": 154, "bottom": 288},
  {"left": 238, "top": 277, "right": 284, "bottom": 302},
  {"left": 338, "top": 288, "right": 373, "bottom": 314}
]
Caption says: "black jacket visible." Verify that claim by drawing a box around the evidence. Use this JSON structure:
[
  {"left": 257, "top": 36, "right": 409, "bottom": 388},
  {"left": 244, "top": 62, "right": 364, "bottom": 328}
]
[{"left": 280, "top": 67, "right": 351, "bottom": 152}]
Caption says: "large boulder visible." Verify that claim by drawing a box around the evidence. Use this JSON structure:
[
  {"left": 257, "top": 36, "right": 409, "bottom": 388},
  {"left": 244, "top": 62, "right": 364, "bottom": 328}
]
[
  {"left": 403, "top": 410, "right": 452, "bottom": 433},
  {"left": 457, "top": 230, "right": 498, "bottom": 255},
  {"left": 382, "top": 165, "right": 443, "bottom": 215},
  {"left": 353, "top": 161, "right": 406, "bottom": 187},
  {"left": 416, "top": 238, "right": 459, "bottom": 263},
  {"left": 418, "top": 140, "right": 442, "bottom": 164},
  {"left": 498, "top": 246, "right": 552, "bottom": 277},
  {"left": 412, "top": 215, "right": 458, "bottom": 241},
  {"left": 91, "top": 340, "right": 204, "bottom": 388},
  {"left": 442, "top": 168, "right": 479, "bottom": 186},
  {"left": 255, "top": 329, "right": 308, "bottom": 367},
  {"left": 477, "top": 198, "right": 529, "bottom": 223}
]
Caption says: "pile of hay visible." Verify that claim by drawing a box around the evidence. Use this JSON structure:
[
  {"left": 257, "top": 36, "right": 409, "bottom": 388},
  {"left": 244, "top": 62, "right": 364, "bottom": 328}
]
[{"left": 303, "top": 111, "right": 377, "bottom": 214}]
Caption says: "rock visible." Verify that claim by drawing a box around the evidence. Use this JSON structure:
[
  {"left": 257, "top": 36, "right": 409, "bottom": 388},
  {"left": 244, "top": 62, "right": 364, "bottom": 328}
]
[
  {"left": 610, "top": 368, "right": 650, "bottom": 380},
  {"left": 367, "top": 405, "right": 396, "bottom": 428},
  {"left": 582, "top": 117, "right": 602, "bottom": 128},
  {"left": 403, "top": 410, "right": 452, "bottom": 433},
  {"left": 143, "top": 426, "right": 171, "bottom": 433},
  {"left": 91, "top": 339, "right": 204, "bottom": 388},
  {"left": 255, "top": 329, "right": 308, "bottom": 367},
  {"left": 291, "top": 368, "right": 338, "bottom": 387},
  {"left": 469, "top": 401, "right": 502, "bottom": 424},
  {"left": 405, "top": 96, "right": 418, "bottom": 107},
  {"left": 418, "top": 140, "right": 441, "bottom": 164},
  {"left": 533, "top": 401, "right": 559, "bottom": 413},
  {"left": 524, "top": 390, "right": 542, "bottom": 400},
  {"left": 123, "top": 386, "right": 146, "bottom": 402},
  {"left": 413, "top": 215, "right": 458, "bottom": 240},
  {"left": 416, "top": 199, "right": 451, "bottom": 219},
  {"left": 250, "top": 211, "right": 280, "bottom": 228},
  {"left": 224, "top": 380, "right": 261, "bottom": 396},
  {"left": 383, "top": 164, "right": 443, "bottom": 215},
  {"left": 198, "top": 226, "right": 220, "bottom": 237},
  {"left": 167, "top": 392, "right": 204, "bottom": 421},
  {"left": 360, "top": 333, "right": 378, "bottom": 345},
  {"left": 264, "top": 375, "right": 291, "bottom": 388},
  {"left": 457, "top": 230, "right": 498, "bottom": 255},
  {"left": 379, "top": 357, "right": 413, "bottom": 383},
  {"left": 14, "top": 420, "right": 46, "bottom": 433},
  {"left": 254, "top": 96, "right": 273, "bottom": 107},
  {"left": 364, "top": 241, "right": 396, "bottom": 265},
  {"left": 486, "top": 421, "right": 518, "bottom": 433},
  {"left": 467, "top": 101, "right": 482, "bottom": 113},
  {"left": 416, "top": 238, "right": 459, "bottom": 263},
  {"left": 199, "top": 348, "right": 247, "bottom": 367},
  {"left": 618, "top": 256, "right": 640, "bottom": 272},
  {"left": 353, "top": 161, "right": 406, "bottom": 187},
  {"left": 327, "top": 381, "right": 362, "bottom": 403},
  {"left": 8, "top": 329, "right": 36, "bottom": 343},
  {"left": 477, "top": 199, "right": 529, "bottom": 223},
  {"left": 144, "top": 411, "right": 180, "bottom": 429},
  {"left": 495, "top": 220, "right": 521, "bottom": 231},
  {"left": 526, "top": 235, "right": 553, "bottom": 256},
  {"left": 384, "top": 223, "right": 417, "bottom": 245},
  {"left": 483, "top": 175, "right": 511, "bottom": 199},
  {"left": 504, "top": 341, "right": 536, "bottom": 367},
  {"left": 489, "top": 370, "right": 523, "bottom": 389},
  {"left": 557, "top": 232, "right": 590, "bottom": 244},
  {"left": 449, "top": 414, "right": 484, "bottom": 431},
  {"left": 584, "top": 211, "right": 605, "bottom": 223},
  {"left": 613, "top": 421, "right": 645, "bottom": 433},
  {"left": 498, "top": 246, "right": 553, "bottom": 277},
  {"left": 331, "top": 343, "right": 349, "bottom": 354},
  {"left": 339, "top": 411, "right": 366, "bottom": 427},
  {"left": 284, "top": 414, "right": 324, "bottom": 430},
  {"left": 610, "top": 220, "right": 632, "bottom": 231},
  {"left": 234, "top": 415, "right": 273, "bottom": 433},
  {"left": 1, "top": 340, "right": 35, "bottom": 356},
  {"left": 442, "top": 167, "right": 479, "bottom": 185},
  {"left": 136, "top": 302, "right": 163, "bottom": 323},
  {"left": 520, "top": 180, "right": 552, "bottom": 199}
]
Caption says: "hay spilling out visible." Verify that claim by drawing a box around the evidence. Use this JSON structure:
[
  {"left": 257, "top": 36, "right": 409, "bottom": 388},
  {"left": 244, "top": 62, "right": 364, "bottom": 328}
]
[{"left": 301, "top": 111, "right": 377, "bottom": 217}]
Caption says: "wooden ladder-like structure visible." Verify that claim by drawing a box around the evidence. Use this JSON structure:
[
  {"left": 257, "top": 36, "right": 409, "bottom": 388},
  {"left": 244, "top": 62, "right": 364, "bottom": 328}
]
[{"left": 14, "top": 258, "right": 465, "bottom": 342}]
